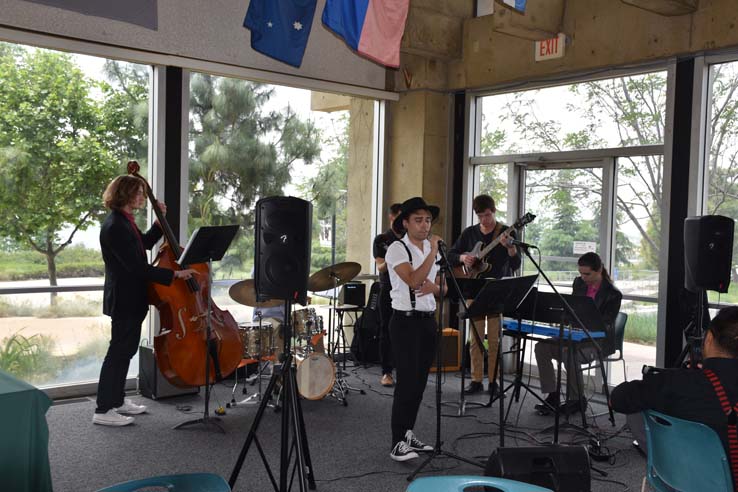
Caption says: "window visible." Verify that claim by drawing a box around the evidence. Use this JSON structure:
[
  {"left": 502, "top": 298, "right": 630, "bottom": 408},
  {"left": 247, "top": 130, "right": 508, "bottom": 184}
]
[
  {"left": 705, "top": 61, "right": 738, "bottom": 305},
  {"left": 0, "top": 41, "right": 151, "bottom": 387},
  {"left": 187, "top": 72, "right": 379, "bottom": 320},
  {"left": 472, "top": 69, "right": 668, "bottom": 387}
]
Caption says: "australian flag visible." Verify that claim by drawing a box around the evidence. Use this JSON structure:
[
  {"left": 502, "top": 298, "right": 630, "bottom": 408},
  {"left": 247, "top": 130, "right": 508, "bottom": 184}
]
[{"left": 244, "top": 0, "right": 318, "bottom": 68}]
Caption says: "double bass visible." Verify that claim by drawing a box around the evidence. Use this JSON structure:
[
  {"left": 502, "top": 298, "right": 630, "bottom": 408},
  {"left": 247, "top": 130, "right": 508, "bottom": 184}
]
[{"left": 127, "top": 161, "right": 242, "bottom": 387}]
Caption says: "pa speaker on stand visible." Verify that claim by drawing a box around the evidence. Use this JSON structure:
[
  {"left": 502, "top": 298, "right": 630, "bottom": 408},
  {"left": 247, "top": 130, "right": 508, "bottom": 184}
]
[
  {"left": 684, "top": 215, "right": 735, "bottom": 293},
  {"left": 254, "top": 196, "right": 312, "bottom": 305}
]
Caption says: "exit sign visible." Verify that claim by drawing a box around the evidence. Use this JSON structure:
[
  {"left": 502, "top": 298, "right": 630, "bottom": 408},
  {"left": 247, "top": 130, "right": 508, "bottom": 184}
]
[{"left": 535, "top": 33, "right": 566, "bottom": 61}]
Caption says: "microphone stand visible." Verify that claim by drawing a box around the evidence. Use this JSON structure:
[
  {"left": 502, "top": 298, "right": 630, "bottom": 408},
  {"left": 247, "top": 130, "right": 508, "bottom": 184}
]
[
  {"left": 517, "top": 245, "right": 610, "bottom": 443},
  {"left": 407, "top": 241, "right": 485, "bottom": 481}
]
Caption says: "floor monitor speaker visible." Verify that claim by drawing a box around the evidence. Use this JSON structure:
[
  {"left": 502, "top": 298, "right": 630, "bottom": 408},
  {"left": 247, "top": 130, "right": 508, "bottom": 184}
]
[{"left": 485, "top": 445, "right": 591, "bottom": 492}]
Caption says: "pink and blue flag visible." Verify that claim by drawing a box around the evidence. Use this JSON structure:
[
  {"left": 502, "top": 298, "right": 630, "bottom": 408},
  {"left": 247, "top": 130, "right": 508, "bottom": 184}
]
[
  {"left": 322, "top": 0, "right": 410, "bottom": 68},
  {"left": 244, "top": 0, "right": 318, "bottom": 68}
]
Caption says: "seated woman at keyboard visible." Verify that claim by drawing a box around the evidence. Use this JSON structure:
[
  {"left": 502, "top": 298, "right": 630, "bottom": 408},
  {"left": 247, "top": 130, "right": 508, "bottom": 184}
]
[{"left": 534, "top": 252, "right": 622, "bottom": 415}]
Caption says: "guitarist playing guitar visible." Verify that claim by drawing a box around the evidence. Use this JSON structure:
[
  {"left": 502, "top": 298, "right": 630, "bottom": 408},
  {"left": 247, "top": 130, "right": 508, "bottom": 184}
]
[{"left": 448, "top": 194, "right": 526, "bottom": 395}]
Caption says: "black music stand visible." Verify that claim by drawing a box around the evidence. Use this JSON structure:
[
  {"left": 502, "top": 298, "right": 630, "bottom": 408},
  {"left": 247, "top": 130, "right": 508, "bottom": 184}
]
[
  {"left": 443, "top": 277, "right": 488, "bottom": 414},
  {"left": 518, "top": 246, "right": 612, "bottom": 444},
  {"left": 463, "top": 275, "right": 538, "bottom": 447},
  {"left": 173, "top": 224, "right": 239, "bottom": 433}
]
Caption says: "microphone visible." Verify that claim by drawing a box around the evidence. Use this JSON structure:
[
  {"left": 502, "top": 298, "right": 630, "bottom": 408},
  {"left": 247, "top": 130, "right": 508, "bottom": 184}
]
[
  {"left": 509, "top": 238, "right": 538, "bottom": 250},
  {"left": 437, "top": 239, "right": 447, "bottom": 249}
]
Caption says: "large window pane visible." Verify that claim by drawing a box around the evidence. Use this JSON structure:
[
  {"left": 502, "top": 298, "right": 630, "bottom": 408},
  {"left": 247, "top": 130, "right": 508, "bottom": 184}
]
[
  {"left": 478, "top": 71, "right": 667, "bottom": 155},
  {"left": 188, "top": 74, "right": 377, "bottom": 281},
  {"left": 0, "top": 42, "right": 151, "bottom": 386},
  {"left": 614, "top": 155, "right": 663, "bottom": 297},
  {"left": 522, "top": 167, "right": 603, "bottom": 286},
  {"left": 706, "top": 61, "right": 738, "bottom": 304},
  {"left": 476, "top": 164, "right": 508, "bottom": 224}
]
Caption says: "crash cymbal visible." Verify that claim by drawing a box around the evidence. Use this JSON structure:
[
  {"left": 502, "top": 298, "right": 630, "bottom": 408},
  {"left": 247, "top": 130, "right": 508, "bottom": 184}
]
[
  {"left": 228, "top": 279, "right": 282, "bottom": 308},
  {"left": 308, "top": 262, "right": 362, "bottom": 292}
]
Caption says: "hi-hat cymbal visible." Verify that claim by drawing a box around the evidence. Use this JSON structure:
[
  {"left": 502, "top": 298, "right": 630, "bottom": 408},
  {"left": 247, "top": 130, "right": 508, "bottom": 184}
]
[
  {"left": 308, "top": 262, "right": 362, "bottom": 292},
  {"left": 228, "top": 279, "right": 282, "bottom": 308}
]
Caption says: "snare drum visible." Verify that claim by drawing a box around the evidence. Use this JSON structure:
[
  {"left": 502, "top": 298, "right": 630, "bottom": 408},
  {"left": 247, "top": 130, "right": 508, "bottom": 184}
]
[
  {"left": 238, "top": 321, "right": 273, "bottom": 359},
  {"left": 296, "top": 352, "right": 336, "bottom": 400},
  {"left": 293, "top": 308, "right": 318, "bottom": 338}
]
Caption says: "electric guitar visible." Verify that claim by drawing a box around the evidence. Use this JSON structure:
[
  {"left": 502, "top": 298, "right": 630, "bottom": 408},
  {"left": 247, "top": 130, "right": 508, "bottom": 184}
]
[{"left": 453, "top": 212, "right": 536, "bottom": 279}]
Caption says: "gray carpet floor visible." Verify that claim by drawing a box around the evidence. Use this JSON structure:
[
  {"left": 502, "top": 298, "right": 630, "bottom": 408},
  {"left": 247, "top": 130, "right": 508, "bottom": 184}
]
[{"left": 47, "top": 364, "right": 645, "bottom": 492}]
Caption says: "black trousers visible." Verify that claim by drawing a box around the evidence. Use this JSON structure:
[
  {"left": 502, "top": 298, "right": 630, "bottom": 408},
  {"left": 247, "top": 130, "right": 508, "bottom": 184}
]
[
  {"left": 378, "top": 285, "right": 394, "bottom": 374},
  {"left": 389, "top": 313, "right": 437, "bottom": 447},
  {"left": 96, "top": 314, "right": 145, "bottom": 413}
]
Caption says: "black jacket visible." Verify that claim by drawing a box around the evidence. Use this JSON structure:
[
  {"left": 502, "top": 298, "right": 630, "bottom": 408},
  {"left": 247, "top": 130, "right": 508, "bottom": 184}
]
[
  {"left": 448, "top": 223, "right": 521, "bottom": 279},
  {"left": 572, "top": 276, "right": 622, "bottom": 356},
  {"left": 100, "top": 210, "right": 174, "bottom": 318},
  {"left": 611, "top": 357, "right": 738, "bottom": 456}
]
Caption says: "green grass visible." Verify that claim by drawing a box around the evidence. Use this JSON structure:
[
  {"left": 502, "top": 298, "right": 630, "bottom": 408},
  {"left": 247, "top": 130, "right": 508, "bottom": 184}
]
[
  {"left": 0, "top": 296, "right": 100, "bottom": 318},
  {"left": 0, "top": 331, "right": 58, "bottom": 382},
  {"left": 624, "top": 310, "right": 657, "bottom": 345},
  {"left": 0, "top": 246, "right": 104, "bottom": 281}
]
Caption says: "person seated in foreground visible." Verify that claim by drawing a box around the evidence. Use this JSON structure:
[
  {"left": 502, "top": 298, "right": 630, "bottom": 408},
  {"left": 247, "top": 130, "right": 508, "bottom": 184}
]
[
  {"left": 534, "top": 252, "right": 622, "bottom": 415},
  {"left": 610, "top": 305, "right": 738, "bottom": 458}
]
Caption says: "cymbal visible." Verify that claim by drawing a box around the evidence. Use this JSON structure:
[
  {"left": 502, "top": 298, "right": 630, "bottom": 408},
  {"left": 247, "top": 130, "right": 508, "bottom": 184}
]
[
  {"left": 228, "top": 280, "right": 282, "bottom": 308},
  {"left": 308, "top": 262, "right": 362, "bottom": 292}
]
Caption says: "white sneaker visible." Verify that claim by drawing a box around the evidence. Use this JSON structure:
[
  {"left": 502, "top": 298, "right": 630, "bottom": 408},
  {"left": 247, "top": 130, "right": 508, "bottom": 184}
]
[
  {"left": 114, "top": 398, "right": 148, "bottom": 415},
  {"left": 93, "top": 410, "right": 134, "bottom": 427}
]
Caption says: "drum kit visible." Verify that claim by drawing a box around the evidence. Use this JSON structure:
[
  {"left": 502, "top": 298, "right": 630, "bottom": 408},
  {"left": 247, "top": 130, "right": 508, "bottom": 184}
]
[{"left": 227, "top": 262, "right": 364, "bottom": 406}]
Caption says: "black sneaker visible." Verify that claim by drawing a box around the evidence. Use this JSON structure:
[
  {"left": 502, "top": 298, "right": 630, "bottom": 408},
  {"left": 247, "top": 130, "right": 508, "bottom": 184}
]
[
  {"left": 405, "top": 430, "right": 433, "bottom": 452},
  {"left": 488, "top": 382, "right": 500, "bottom": 398},
  {"left": 464, "top": 381, "right": 483, "bottom": 394},
  {"left": 534, "top": 392, "right": 559, "bottom": 412},
  {"left": 390, "top": 440, "right": 419, "bottom": 462},
  {"left": 562, "top": 399, "right": 585, "bottom": 416}
]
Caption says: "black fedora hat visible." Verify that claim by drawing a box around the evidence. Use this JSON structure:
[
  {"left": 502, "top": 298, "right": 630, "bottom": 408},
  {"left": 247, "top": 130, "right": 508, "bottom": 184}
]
[{"left": 392, "top": 197, "right": 440, "bottom": 232}]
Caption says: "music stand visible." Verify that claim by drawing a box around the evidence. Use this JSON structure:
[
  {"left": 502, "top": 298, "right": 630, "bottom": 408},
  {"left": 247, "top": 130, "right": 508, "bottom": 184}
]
[
  {"left": 173, "top": 225, "right": 239, "bottom": 433},
  {"left": 443, "top": 277, "right": 489, "bottom": 414},
  {"left": 531, "top": 292, "right": 612, "bottom": 429},
  {"left": 517, "top": 245, "right": 612, "bottom": 444},
  {"left": 462, "top": 275, "right": 538, "bottom": 447}
]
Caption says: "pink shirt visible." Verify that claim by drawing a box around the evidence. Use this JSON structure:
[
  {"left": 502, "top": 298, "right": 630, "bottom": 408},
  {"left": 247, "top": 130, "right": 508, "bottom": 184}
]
[{"left": 586, "top": 282, "right": 600, "bottom": 300}]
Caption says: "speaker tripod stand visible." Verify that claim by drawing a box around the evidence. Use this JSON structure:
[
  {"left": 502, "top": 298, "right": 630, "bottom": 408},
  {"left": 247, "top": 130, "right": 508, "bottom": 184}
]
[{"left": 229, "top": 299, "right": 315, "bottom": 492}]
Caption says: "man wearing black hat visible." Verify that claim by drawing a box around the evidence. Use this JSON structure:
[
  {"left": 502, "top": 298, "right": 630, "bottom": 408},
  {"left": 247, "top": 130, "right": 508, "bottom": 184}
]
[
  {"left": 384, "top": 197, "right": 443, "bottom": 462},
  {"left": 448, "top": 194, "right": 520, "bottom": 396},
  {"left": 373, "top": 203, "right": 403, "bottom": 387}
]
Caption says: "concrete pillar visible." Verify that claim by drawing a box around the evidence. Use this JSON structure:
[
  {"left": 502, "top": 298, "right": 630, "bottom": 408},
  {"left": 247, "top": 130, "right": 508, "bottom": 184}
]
[
  {"left": 387, "top": 90, "right": 451, "bottom": 235},
  {"left": 345, "top": 98, "right": 375, "bottom": 274}
]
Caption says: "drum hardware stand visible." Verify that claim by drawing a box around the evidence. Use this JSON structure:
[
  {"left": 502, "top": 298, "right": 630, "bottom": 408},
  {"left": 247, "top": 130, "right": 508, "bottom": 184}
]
[
  {"left": 233, "top": 310, "right": 276, "bottom": 408},
  {"left": 173, "top": 225, "right": 238, "bottom": 434},
  {"left": 333, "top": 306, "right": 366, "bottom": 397},
  {"left": 409, "top": 242, "right": 487, "bottom": 481},
  {"left": 230, "top": 299, "right": 316, "bottom": 492}
]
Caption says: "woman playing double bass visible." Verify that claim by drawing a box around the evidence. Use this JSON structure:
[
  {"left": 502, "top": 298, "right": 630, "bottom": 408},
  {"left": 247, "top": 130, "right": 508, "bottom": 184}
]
[{"left": 93, "top": 175, "right": 198, "bottom": 427}]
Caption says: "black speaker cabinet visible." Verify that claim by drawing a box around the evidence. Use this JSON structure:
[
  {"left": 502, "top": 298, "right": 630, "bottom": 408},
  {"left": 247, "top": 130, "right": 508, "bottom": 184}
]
[
  {"left": 485, "top": 445, "right": 591, "bottom": 492},
  {"left": 254, "top": 196, "right": 312, "bottom": 305},
  {"left": 139, "top": 345, "right": 199, "bottom": 400},
  {"left": 684, "top": 215, "right": 735, "bottom": 293},
  {"left": 430, "top": 328, "right": 460, "bottom": 373},
  {"left": 340, "top": 282, "right": 366, "bottom": 307}
]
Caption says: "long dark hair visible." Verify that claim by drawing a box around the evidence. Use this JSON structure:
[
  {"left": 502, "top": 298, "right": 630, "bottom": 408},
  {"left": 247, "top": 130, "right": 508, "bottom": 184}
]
[{"left": 578, "top": 252, "right": 612, "bottom": 284}]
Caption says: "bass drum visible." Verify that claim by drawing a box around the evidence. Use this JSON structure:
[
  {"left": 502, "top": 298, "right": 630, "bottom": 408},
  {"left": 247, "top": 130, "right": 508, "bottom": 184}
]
[{"left": 295, "top": 353, "right": 335, "bottom": 400}]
